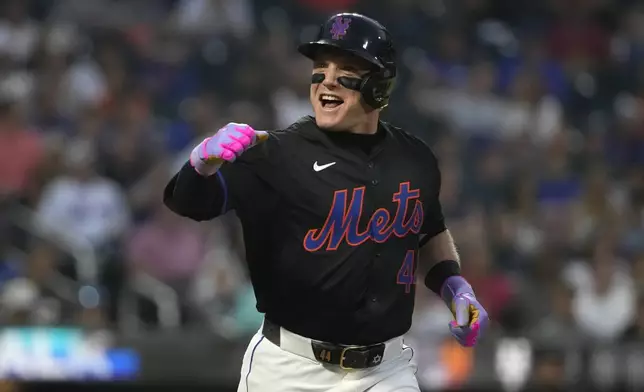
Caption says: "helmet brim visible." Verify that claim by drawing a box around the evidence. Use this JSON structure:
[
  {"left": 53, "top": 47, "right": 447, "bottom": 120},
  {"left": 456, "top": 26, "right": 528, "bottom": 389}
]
[{"left": 298, "top": 40, "right": 384, "bottom": 70}]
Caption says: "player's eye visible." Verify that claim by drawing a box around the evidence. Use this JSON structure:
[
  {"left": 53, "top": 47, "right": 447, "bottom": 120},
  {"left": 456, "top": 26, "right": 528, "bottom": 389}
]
[
  {"left": 313, "top": 61, "right": 328, "bottom": 70},
  {"left": 342, "top": 67, "right": 367, "bottom": 79}
]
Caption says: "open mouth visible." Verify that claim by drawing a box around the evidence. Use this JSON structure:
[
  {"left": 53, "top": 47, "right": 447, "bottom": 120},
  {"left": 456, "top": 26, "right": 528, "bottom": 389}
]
[{"left": 319, "top": 94, "right": 344, "bottom": 110}]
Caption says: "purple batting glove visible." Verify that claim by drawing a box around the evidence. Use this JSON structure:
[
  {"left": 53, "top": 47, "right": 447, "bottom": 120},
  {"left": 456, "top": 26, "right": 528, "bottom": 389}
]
[
  {"left": 441, "top": 276, "right": 489, "bottom": 347},
  {"left": 190, "top": 123, "right": 268, "bottom": 176}
]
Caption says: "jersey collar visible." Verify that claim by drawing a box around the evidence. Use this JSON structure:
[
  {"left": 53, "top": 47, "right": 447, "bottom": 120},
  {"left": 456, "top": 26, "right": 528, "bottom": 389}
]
[{"left": 296, "top": 116, "right": 392, "bottom": 144}]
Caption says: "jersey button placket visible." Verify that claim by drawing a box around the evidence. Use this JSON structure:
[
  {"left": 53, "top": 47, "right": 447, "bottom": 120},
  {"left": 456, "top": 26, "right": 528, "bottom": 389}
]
[
  {"left": 369, "top": 252, "right": 380, "bottom": 304},
  {"left": 369, "top": 161, "right": 379, "bottom": 186}
]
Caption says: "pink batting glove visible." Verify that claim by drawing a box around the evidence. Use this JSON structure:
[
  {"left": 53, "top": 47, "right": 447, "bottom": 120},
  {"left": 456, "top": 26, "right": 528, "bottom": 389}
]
[{"left": 189, "top": 123, "right": 268, "bottom": 176}]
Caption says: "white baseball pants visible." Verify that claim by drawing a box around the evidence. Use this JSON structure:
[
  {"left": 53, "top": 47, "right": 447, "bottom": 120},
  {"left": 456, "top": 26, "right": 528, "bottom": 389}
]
[{"left": 237, "top": 322, "right": 420, "bottom": 392}]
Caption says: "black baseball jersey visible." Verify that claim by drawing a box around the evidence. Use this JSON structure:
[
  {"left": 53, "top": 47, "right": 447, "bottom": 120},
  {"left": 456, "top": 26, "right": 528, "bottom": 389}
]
[{"left": 164, "top": 116, "right": 445, "bottom": 345}]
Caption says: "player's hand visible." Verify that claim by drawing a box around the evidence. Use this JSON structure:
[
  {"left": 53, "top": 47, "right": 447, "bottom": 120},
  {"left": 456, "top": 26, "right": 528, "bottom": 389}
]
[
  {"left": 448, "top": 292, "right": 488, "bottom": 347},
  {"left": 190, "top": 123, "right": 268, "bottom": 176}
]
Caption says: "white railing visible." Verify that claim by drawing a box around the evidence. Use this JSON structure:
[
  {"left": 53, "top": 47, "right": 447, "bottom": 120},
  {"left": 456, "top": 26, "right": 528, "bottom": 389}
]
[
  {"left": 5, "top": 204, "right": 181, "bottom": 330},
  {"left": 8, "top": 204, "right": 99, "bottom": 285},
  {"left": 129, "top": 272, "right": 181, "bottom": 330}
]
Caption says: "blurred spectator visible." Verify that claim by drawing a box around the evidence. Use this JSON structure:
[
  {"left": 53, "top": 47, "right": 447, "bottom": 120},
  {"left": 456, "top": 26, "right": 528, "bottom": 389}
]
[
  {"left": 502, "top": 68, "right": 563, "bottom": 143},
  {"left": 428, "top": 29, "right": 470, "bottom": 89},
  {"left": 98, "top": 91, "right": 162, "bottom": 190},
  {"left": 126, "top": 203, "right": 205, "bottom": 285},
  {"left": 516, "top": 251, "right": 567, "bottom": 327},
  {"left": 564, "top": 239, "right": 636, "bottom": 341},
  {"left": 0, "top": 0, "right": 40, "bottom": 64},
  {"left": 524, "top": 348, "right": 569, "bottom": 392},
  {"left": 535, "top": 133, "right": 580, "bottom": 247},
  {"left": 461, "top": 242, "right": 515, "bottom": 321},
  {"left": 415, "top": 61, "right": 510, "bottom": 138},
  {"left": 35, "top": 140, "right": 130, "bottom": 252},
  {"left": 529, "top": 279, "right": 588, "bottom": 349},
  {"left": 497, "top": 39, "right": 569, "bottom": 102},
  {"left": 0, "top": 278, "right": 40, "bottom": 325},
  {"left": 499, "top": 175, "right": 544, "bottom": 260},
  {"left": 125, "top": 202, "right": 206, "bottom": 326},
  {"left": 2, "top": 243, "right": 67, "bottom": 326},
  {"left": 465, "top": 144, "right": 508, "bottom": 211},
  {"left": 0, "top": 99, "right": 44, "bottom": 200},
  {"left": 58, "top": 48, "right": 108, "bottom": 117},
  {"left": 622, "top": 293, "right": 644, "bottom": 342},
  {"left": 170, "top": 0, "right": 255, "bottom": 39},
  {"left": 546, "top": 0, "right": 610, "bottom": 64}
]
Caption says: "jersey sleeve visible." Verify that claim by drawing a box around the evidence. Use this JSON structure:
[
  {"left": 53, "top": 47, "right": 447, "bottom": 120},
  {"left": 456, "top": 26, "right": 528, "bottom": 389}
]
[
  {"left": 163, "top": 134, "right": 278, "bottom": 221},
  {"left": 219, "top": 137, "right": 278, "bottom": 211},
  {"left": 419, "top": 147, "right": 446, "bottom": 247}
]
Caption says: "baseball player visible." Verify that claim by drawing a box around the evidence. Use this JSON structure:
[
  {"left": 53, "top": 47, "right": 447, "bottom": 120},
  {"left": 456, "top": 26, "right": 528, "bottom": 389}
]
[{"left": 164, "top": 12, "right": 489, "bottom": 392}]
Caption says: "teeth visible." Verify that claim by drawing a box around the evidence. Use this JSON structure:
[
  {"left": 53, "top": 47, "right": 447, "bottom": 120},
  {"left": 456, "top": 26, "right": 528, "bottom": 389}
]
[{"left": 321, "top": 94, "right": 343, "bottom": 102}]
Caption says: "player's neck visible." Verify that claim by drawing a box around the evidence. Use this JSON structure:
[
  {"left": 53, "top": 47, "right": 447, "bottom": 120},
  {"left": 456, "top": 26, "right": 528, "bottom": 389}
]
[{"left": 347, "top": 115, "right": 379, "bottom": 135}]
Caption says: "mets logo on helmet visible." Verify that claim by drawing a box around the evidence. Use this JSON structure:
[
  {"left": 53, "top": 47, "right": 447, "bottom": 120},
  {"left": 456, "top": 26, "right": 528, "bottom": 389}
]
[{"left": 330, "top": 16, "right": 351, "bottom": 40}]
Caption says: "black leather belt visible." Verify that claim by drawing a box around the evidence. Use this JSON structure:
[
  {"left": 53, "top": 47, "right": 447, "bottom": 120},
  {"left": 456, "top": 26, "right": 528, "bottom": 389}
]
[{"left": 262, "top": 319, "right": 386, "bottom": 369}]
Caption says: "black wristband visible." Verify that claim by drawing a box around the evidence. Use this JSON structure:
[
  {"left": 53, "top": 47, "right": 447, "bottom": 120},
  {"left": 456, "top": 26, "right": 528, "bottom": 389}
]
[{"left": 424, "top": 260, "right": 461, "bottom": 295}]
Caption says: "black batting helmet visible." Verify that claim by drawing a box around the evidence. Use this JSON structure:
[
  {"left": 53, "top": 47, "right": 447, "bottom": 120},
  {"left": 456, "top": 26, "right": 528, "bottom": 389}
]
[{"left": 298, "top": 13, "right": 397, "bottom": 109}]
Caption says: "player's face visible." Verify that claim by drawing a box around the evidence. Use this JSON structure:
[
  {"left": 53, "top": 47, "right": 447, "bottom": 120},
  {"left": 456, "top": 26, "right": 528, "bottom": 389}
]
[{"left": 310, "top": 52, "right": 374, "bottom": 132}]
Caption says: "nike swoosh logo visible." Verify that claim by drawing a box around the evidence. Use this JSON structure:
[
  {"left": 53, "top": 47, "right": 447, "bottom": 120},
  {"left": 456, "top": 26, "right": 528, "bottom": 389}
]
[{"left": 313, "top": 161, "right": 336, "bottom": 172}]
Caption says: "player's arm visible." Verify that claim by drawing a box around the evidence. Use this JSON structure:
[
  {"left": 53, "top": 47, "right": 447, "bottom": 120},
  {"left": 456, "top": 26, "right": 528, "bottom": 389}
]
[
  {"left": 416, "top": 150, "right": 453, "bottom": 273},
  {"left": 163, "top": 161, "right": 228, "bottom": 221},
  {"left": 417, "top": 150, "right": 488, "bottom": 347},
  {"left": 163, "top": 123, "right": 268, "bottom": 221}
]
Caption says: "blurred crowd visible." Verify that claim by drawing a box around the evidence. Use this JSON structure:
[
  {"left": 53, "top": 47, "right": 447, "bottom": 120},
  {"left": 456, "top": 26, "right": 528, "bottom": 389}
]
[{"left": 0, "top": 0, "right": 643, "bottom": 388}]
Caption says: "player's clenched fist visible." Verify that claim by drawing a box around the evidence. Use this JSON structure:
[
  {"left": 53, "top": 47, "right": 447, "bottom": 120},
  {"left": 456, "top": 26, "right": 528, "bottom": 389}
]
[
  {"left": 441, "top": 276, "right": 489, "bottom": 347},
  {"left": 190, "top": 123, "right": 268, "bottom": 176}
]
